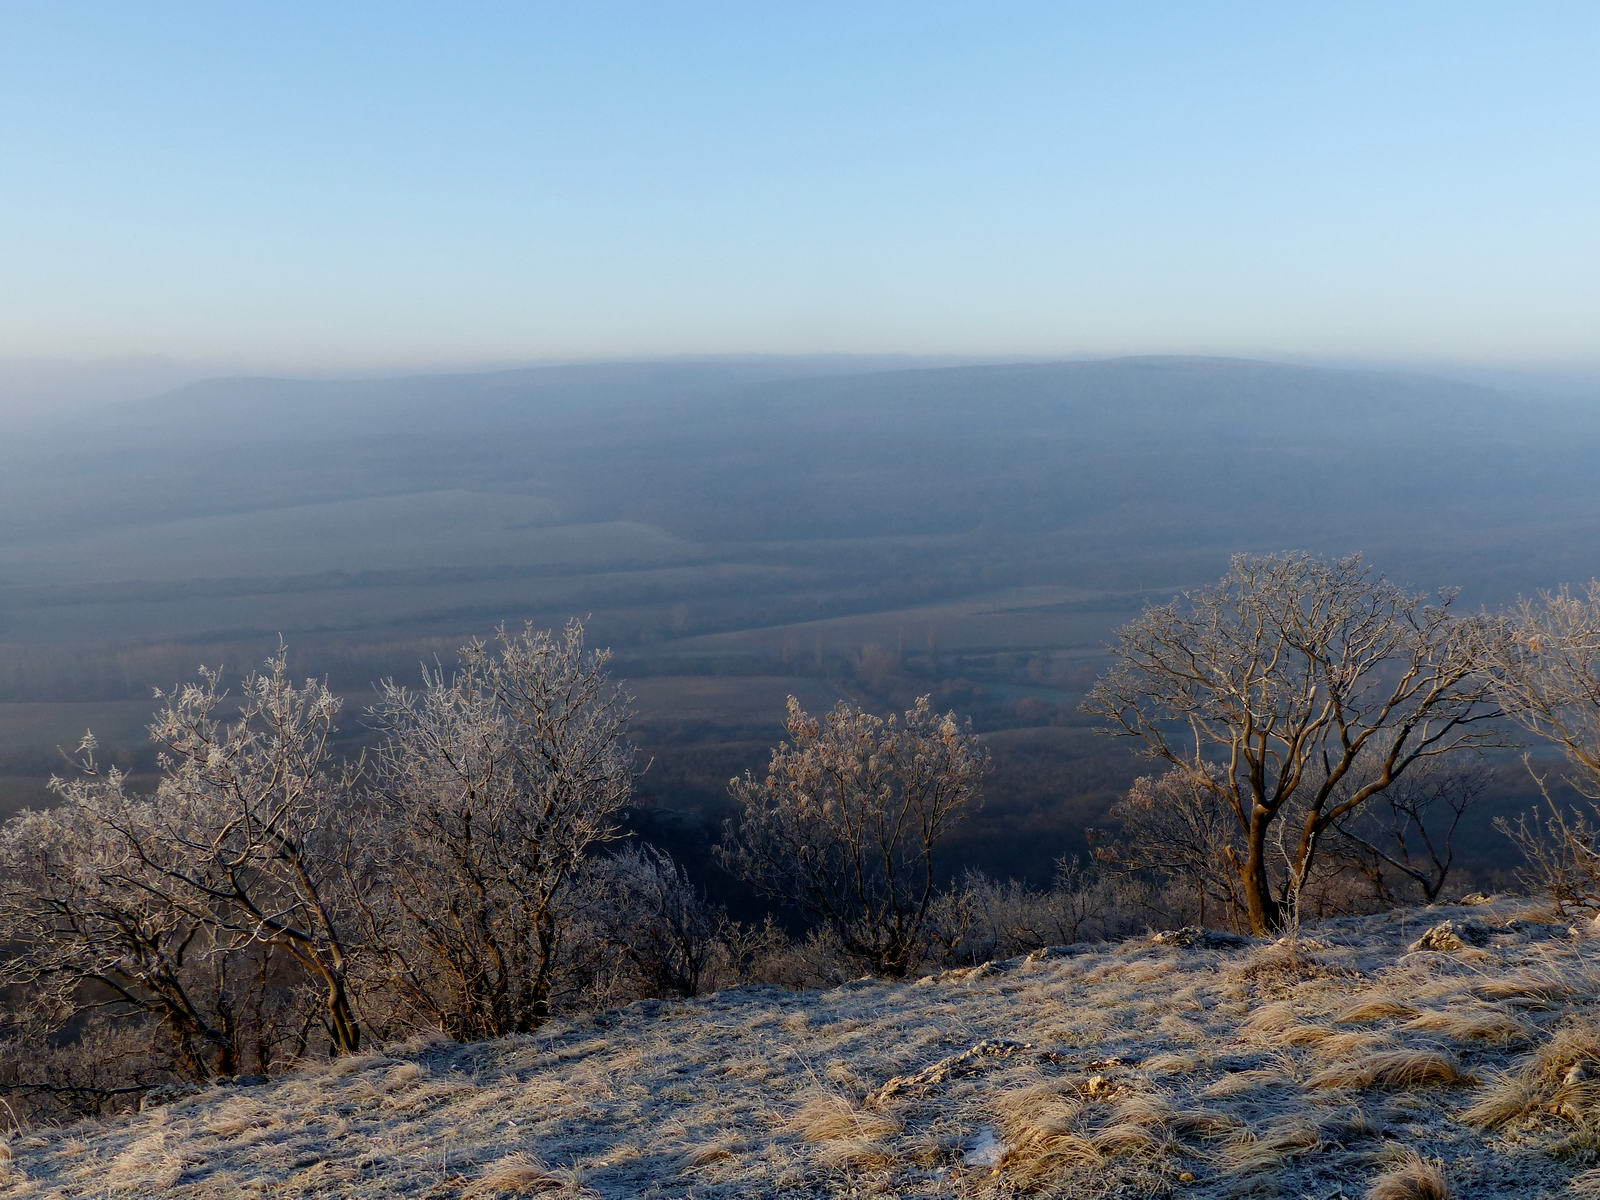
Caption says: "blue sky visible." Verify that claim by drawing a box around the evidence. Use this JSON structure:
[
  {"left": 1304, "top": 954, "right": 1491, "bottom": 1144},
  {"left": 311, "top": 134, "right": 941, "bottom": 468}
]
[{"left": 3, "top": 1, "right": 1596, "bottom": 371}]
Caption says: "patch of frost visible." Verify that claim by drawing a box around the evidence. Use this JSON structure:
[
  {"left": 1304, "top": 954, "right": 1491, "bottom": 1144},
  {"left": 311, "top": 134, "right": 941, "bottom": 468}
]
[{"left": 963, "top": 1124, "right": 1003, "bottom": 1167}]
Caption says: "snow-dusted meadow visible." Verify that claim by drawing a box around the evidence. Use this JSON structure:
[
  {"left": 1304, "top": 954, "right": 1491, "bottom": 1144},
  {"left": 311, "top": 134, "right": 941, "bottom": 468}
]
[{"left": 8, "top": 898, "right": 1600, "bottom": 1199}]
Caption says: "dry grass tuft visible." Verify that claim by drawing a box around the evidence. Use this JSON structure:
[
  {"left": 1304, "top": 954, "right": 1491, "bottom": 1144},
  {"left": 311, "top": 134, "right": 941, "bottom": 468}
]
[
  {"left": 1460, "top": 1068, "right": 1543, "bottom": 1129},
  {"left": 1531, "top": 1020, "right": 1600, "bottom": 1084},
  {"left": 382, "top": 1061, "right": 426, "bottom": 1091},
  {"left": 1243, "top": 1001, "right": 1340, "bottom": 1047},
  {"left": 1311, "top": 1030, "right": 1398, "bottom": 1063},
  {"left": 1366, "top": 1149, "right": 1452, "bottom": 1199},
  {"left": 1201, "top": 1067, "right": 1291, "bottom": 1098},
  {"left": 1089, "top": 1120, "right": 1166, "bottom": 1157},
  {"left": 1108, "top": 1090, "right": 1175, "bottom": 1128},
  {"left": 1307, "top": 1049, "right": 1473, "bottom": 1091},
  {"left": 204, "top": 1109, "right": 262, "bottom": 1138},
  {"left": 993, "top": 1089, "right": 1103, "bottom": 1183},
  {"left": 676, "top": 1141, "right": 736, "bottom": 1170},
  {"left": 997, "top": 1131, "right": 1105, "bottom": 1185},
  {"left": 1462, "top": 1019, "right": 1600, "bottom": 1131},
  {"left": 901, "top": 1132, "right": 961, "bottom": 1167},
  {"left": 992, "top": 1081, "right": 1080, "bottom": 1126},
  {"left": 1231, "top": 938, "right": 1353, "bottom": 993},
  {"left": 1143, "top": 1051, "right": 1200, "bottom": 1075},
  {"left": 1215, "top": 1116, "right": 1322, "bottom": 1172},
  {"left": 1169, "top": 1106, "right": 1249, "bottom": 1142},
  {"left": 465, "top": 1153, "right": 575, "bottom": 1196},
  {"left": 1242, "top": 1000, "right": 1301, "bottom": 1035},
  {"left": 815, "top": 1138, "right": 897, "bottom": 1169},
  {"left": 1337, "top": 996, "right": 1422, "bottom": 1024},
  {"left": 1402, "top": 1006, "right": 1534, "bottom": 1045},
  {"left": 787, "top": 1093, "right": 901, "bottom": 1143},
  {"left": 998, "top": 1099, "right": 1085, "bottom": 1149},
  {"left": 1474, "top": 975, "right": 1577, "bottom": 1006}
]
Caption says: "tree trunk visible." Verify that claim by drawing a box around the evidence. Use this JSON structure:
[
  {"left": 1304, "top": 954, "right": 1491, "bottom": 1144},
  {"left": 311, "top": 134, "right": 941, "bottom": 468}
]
[{"left": 1240, "top": 821, "right": 1282, "bottom": 935}]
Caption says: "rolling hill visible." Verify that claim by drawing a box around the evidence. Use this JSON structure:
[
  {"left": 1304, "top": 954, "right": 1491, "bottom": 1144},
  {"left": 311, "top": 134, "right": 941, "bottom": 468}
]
[{"left": 0, "top": 355, "right": 1595, "bottom": 873}]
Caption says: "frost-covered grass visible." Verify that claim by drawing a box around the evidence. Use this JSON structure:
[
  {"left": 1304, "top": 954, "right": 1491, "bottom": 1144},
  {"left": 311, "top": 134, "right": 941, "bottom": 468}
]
[{"left": 10, "top": 898, "right": 1600, "bottom": 1198}]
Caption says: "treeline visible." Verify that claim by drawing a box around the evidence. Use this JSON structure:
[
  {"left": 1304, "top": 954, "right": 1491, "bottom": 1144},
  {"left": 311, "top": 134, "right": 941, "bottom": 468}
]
[{"left": 4, "top": 552, "right": 1600, "bottom": 1127}]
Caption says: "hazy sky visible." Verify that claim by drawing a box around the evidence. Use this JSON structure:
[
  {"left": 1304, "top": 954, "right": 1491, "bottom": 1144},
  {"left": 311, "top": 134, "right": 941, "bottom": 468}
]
[{"left": 4, "top": 1, "right": 1597, "bottom": 372}]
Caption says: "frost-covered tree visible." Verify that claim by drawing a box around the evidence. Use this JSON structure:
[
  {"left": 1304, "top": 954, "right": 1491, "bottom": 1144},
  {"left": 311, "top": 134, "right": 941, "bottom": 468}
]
[
  {"left": 360, "top": 620, "right": 633, "bottom": 1038},
  {"left": 591, "top": 844, "right": 728, "bottom": 998},
  {"left": 0, "top": 759, "right": 248, "bottom": 1084},
  {"left": 114, "top": 652, "right": 361, "bottom": 1053},
  {"left": 1484, "top": 582, "right": 1600, "bottom": 798},
  {"left": 1095, "top": 765, "right": 1250, "bottom": 929},
  {"left": 1086, "top": 553, "right": 1502, "bottom": 935},
  {"left": 1479, "top": 583, "right": 1600, "bottom": 912},
  {"left": 0, "top": 648, "right": 363, "bottom": 1104},
  {"left": 124, "top": 652, "right": 362, "bottom": 1054},
  {"left": 720, "top": 695, "right": 987, "bottom": 977}
]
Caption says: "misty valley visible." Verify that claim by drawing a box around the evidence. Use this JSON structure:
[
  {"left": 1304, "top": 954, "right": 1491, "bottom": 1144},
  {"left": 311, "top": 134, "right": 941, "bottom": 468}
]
[{"left": 2, "top": 356, "right": 1595, "bottom": 880}]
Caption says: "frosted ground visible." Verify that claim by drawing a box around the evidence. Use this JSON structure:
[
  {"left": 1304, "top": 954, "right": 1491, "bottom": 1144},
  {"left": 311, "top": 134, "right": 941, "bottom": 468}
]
[{"left": 9, "top": 899, "right": 1600, "bottom": 1199}]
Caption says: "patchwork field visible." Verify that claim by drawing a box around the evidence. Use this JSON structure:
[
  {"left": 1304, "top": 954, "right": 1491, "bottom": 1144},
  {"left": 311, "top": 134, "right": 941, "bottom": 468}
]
[{"left": 0, "top": 492, "right": 687, "bottom": 588}]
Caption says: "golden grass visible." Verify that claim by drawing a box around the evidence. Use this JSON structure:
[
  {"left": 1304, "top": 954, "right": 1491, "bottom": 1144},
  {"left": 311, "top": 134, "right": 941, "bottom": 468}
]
[
  {"left": 17, "top": 898, "right": 1600, "bottom": 1198},
  {"left": 1242, "top": 1001, "right": 1302, "bottom": 1035},
  {"left": 786, "top": 1093, "right": 901, "bottom": 1143},
  {"left": 1460, "top": 1069, "right": 1542, "bottom": 1128},
  {"left": 1307, "top": 1049, "right": 1473, "bottom": 1091},
  {"left": 1366, "top": 1150, "right": 1453, "bottom": 1200},
  {"left": 1143, "top": 1051, "right": 1200, "bottom": 1075},
  {"left": 1168, "top": 1106, "right": 1249, "bottom": 1142},
  {"left": 1088, "top": 1120, "right": 1166, "bottom": 1157},
  {"left": 992, "top": 1084, "right": 1109, "bottom": 1183},
  {"left": 1461, "top": 1018, "right": 1600, "bottom": 1132},
  {"left": 675, "top": 1141, "right": 735, "bottom": 1170},
  {"left": 1108, "top": 1091, "right": 1175, "bottom": 1127},
  {"left": 1201, "top": 1067, "right": 1291, "bottom": 1098},
  {"left": 1215, "top": 1116, "right": 1322, "bottom": 1172},
  {"left": 1310, "top": 1030, "right": 1399, "bottom": 1063},
  {"left": 1531, "top": 1020, "right": 1600, "bottom": 1084},
  {"left": 1337, "top": 996, "right": 1422, "bottom": 1024},
  {"left": 463, "top": 1153, "right": 569, "bottom": 1196},
  {"left": 997, "top": 1132, "right": 1106, "bottom": 1186},
  {"left": 1473, "top": 976, "right": 1578, "bottom": 1006},
  {"left": 1401, "top": 1006, "right": 1534, "bottom": 1045},
  {"left": 815, "top": 1138, "right": 896, "bottom": 1169},
  {"left": 993, "top": 1082, "right": 1080, "bottom": 1126},
  {"left": 381, "top": 1062, "right": 426, "bottom": 1091}
]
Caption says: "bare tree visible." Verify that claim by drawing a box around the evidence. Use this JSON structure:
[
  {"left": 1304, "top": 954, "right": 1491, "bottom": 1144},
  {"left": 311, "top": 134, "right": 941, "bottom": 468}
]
[
  {"left": 1093, "top": 765, "right": 1249, "bottom": 930},
  {"left": 0, "top": 649, "right": 362, "bottom": 1104},
  {"left": 1085, "top": 552, "right": 1502, "bottom": 935},
  {"left": 0, "top": 760, "right": 245, "bottom": 1085},
  {"left": 1483, "top": 583, "right": 1600, "bottom": 797},
  {"left": 104, "top": 652, "right": 364, "bottom": 1056},
  {"left": 590, "top": 845, "right": 728, "bottom": 998},
  {"left": 360, "top": 620, "right": 633, "bottom": 1039},
  {"left": 929, "top": 857, "right": 1117, "bottom": 966},
  {"left": 1479, "top": 583, "right": 1600, "bottom": 912},
  {"left": 126, "top": 653, "right": 363, "bottom": 1055},
  {"left": 1328, "top": 762, "right": 1485, "bottom": 904},
  {"left": 719, "top": 695, "right": 987, "bottom": 977}
]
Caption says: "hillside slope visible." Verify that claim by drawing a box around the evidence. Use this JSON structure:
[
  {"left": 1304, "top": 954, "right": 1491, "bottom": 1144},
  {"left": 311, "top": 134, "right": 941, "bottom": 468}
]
[{"left": 8, "top": 899, "right": 1600, "bottom": 1198}]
